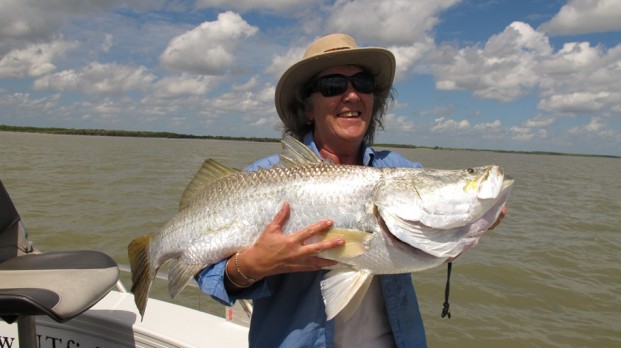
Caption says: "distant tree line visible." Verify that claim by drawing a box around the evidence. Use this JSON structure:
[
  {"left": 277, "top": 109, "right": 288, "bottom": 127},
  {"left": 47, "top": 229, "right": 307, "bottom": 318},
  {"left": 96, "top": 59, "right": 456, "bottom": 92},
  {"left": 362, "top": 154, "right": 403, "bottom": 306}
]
[
  {"left": 0, "top": 124, "right": 278, "bottom": 143},
  {"left": 1, "top": 124, "right": 618, "bottom": 158}
]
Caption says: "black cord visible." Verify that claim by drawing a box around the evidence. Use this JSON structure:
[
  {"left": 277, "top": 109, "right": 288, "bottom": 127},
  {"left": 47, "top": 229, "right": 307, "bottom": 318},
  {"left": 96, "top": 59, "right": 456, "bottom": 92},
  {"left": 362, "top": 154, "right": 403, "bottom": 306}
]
[{"left": 441, "top": 262, "right": 452, "bottom": 319}]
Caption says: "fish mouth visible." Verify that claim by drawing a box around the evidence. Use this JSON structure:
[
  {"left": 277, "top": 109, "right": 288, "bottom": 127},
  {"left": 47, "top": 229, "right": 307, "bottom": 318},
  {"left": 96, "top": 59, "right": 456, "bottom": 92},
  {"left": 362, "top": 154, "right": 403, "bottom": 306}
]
[
  {"left": 465, "top": 165, "right": 507, "bottom": 199},
  {"left": 337, "top": 111, "right": 361, "bottom": 118}
]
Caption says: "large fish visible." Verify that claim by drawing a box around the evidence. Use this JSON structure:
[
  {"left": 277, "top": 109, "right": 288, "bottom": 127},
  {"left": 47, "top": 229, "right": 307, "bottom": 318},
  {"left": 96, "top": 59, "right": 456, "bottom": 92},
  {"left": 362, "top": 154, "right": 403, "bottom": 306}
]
[{"left": 129, "top": 135, "right": 513, "bottom": 319}]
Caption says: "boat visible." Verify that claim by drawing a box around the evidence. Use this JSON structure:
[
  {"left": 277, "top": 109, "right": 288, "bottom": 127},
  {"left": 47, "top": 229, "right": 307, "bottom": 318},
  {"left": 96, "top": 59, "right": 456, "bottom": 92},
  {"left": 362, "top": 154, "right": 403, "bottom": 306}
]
[{"left": 0, "top": 180, "right": 250, "bottom": 347}]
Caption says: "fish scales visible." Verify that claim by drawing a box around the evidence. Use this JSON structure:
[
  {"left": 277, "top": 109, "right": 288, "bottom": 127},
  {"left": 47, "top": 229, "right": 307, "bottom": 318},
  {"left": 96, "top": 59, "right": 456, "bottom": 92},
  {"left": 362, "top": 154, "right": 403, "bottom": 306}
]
[{"left": 153, "top": 164, "right": 381, "bottom": 266}]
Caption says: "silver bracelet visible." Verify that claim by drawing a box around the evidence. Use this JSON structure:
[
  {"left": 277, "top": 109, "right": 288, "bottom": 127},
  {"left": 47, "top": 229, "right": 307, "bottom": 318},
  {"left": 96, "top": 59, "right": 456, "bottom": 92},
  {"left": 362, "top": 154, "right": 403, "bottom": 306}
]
[
  {"left": 234, "top": 251, "right": 258, "bottom": 283},
  {"left": 225, "top": 256, "right": 252, "bottom": 288}
]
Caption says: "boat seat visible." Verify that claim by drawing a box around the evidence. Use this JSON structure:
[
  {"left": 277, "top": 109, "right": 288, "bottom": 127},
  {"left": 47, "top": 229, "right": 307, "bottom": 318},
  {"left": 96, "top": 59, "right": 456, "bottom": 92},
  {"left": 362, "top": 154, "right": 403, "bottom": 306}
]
[{"left": 0, "top": 179, "right": 119, "bottom": 346}]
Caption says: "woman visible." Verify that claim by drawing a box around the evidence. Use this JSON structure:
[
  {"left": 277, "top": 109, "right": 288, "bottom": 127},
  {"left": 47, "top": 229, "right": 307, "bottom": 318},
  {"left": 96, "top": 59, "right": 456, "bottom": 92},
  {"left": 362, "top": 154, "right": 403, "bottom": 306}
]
[{"left": 197, "top": 33, "right": 428, "bottom": 347}]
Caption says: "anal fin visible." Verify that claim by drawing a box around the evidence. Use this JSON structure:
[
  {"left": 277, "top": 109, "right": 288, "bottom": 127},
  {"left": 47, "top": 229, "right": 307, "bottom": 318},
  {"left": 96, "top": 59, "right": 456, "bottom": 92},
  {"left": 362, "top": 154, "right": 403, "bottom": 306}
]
[
  {"left": 167, "top": 259, "right": 206, "bottom": 299},
  {"left": 320, "top": 269, "right": 373, "bottom": 320}
]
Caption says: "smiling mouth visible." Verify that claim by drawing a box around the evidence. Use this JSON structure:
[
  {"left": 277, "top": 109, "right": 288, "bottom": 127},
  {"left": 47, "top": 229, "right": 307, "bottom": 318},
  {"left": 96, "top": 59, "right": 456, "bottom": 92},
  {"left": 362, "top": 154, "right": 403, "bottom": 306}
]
[{"left": 338, "top": 111, "right": 360, "bottom": 118}]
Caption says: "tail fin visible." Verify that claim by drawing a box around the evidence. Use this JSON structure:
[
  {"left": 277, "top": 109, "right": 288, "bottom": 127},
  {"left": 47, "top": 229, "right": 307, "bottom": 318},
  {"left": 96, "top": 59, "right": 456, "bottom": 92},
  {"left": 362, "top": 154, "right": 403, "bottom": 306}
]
[{"left": 128, "top": 234, "right": 154, "bottom": 319}]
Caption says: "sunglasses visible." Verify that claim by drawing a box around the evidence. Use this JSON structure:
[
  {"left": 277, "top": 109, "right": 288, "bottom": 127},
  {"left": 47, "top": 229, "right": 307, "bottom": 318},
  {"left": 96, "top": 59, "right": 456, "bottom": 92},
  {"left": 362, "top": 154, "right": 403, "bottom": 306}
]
[{"left": 308, "top": 72, "right": 375, "bottom": 97}]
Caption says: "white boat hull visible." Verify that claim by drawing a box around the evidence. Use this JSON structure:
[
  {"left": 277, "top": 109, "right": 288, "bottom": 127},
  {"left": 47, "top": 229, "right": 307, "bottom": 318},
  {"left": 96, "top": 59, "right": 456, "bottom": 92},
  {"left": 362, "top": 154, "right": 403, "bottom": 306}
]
[{"left": 0, "top": 289, "right": 249, "bottom": 347}]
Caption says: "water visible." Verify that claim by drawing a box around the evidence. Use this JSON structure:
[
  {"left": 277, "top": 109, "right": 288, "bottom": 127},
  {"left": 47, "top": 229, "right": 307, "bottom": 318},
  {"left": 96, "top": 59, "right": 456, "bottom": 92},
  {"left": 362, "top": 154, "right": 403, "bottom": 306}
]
[{"left": 1, "top": 131, "right": 619, "bottom": 347}]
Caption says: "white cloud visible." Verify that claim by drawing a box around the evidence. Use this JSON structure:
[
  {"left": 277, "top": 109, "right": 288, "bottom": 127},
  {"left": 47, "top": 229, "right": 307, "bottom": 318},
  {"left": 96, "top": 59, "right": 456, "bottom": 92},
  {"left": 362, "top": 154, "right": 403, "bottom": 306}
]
[
  {"left": 538, "top": 91, "right": 612, "bottom": 113},
  {"left": 0, "top": 40, "right": 77, "bottom": 78},
  {"left": 33, "top": 62, "right": 156, "bottom": 95},
  {"left": 0, "top": 91, "right": 60, "bottom": 110},
  {"left": 153, "top": 74, "right": 219, "bottom": 98},
  {"left": 536, "top": 42, "right": 621, "bottom": 115},
  {"left": 425, "top": 20, "right": 621, "bottom": 120},
  {"left": 0, "top": 0, "right": 158, "bottom": 45},
  {"left": 569, "top": 117, "right": 621, "bottom": 142},
  {"left": 431, "top": 22, "right": 550, "bottom": 101},
  {"left": 255, "top": 0, "right": 453, "bottom": 81},
  {"left": 539, "top": 0, "right": 621, "bottom": 35},
  {"left": 510, "top": 126, "right": 534, "bottom": 141},
  {"left": 0, "top": 0, "right": 66, "bottom": 43},
  {"left": 265, "top": 46, "right": 304, "bottom": 80},
  {"left": 430, "top": 117, "right": 471, "bottom": 133},
  {"left": 160, "top": 11, "right": 258, "bottom": 75},
  {"left": 390, "top": 39, "right": 435, "bottom": 78},
  {"left": 418, "top": 104, "right": 456, "bottom": 118},
  {"left": 473, "top": 120, "right": 501, "bottom": 131},
  {"left": 249, "top": 117, "right": 269, "bottom": 127},
  {"left": 509, "top": 126, "right": 547, "bottom": 141},
  {"left": 536, "top": 42, "right": 603, "bottom": 77},
  {"left": 326, "top": 0, "right": 460, "bottom": 45},
  {"left": 525, "top": 115, "right": 556, "bottom": 128},
  {"left": 101, "top": 34, "right": 113, "bottom": 53},
  {"left": 428, "top": 117, "right": 509, "bottom": 142},
  {"left": 384, "top": 113, "right": 417, "bottom": 132},
  {"left": 191, "top": 76, "right": 276, "bottom": 127}
]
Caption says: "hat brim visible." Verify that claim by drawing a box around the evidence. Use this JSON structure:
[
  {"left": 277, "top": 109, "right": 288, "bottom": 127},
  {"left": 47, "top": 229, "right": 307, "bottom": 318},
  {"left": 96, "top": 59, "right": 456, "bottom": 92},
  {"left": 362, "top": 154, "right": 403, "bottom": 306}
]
[{"left": 275, "top": 47, "right": 396, "bottom": 124}]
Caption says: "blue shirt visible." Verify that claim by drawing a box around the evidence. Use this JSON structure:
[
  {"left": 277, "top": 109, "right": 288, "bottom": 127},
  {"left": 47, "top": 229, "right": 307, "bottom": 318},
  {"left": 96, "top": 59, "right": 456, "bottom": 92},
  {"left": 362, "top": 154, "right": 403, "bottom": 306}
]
[{"left": 196, "top": 132, "right": 427, "bottom": 347}]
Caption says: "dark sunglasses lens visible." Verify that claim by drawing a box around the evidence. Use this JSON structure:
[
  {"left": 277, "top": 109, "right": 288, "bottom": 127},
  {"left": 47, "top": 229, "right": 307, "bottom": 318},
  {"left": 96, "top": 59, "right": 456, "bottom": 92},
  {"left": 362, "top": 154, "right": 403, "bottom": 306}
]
[
  {"left": 351, "top": 73, "right": 374, "bottom": 93},
  {"left": 317, "top": 73, "right": 375, "bottom": 97},
  {"left": 320, "top": 76, "right": 348, "bottom": 96}
]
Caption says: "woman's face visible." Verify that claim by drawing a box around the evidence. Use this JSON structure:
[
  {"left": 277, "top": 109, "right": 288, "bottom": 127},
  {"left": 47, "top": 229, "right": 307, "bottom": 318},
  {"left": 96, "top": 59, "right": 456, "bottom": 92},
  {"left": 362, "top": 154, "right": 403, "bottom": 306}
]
[{"left": 307, "top": 65, "right": 374, "bottom": 148}]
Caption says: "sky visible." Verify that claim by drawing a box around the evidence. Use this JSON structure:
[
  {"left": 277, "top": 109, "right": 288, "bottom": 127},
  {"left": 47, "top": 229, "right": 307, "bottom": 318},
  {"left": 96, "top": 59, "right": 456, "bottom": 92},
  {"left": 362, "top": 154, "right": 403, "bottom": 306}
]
[{"left": 1, "top": 0, "right": 620, "bottom": 156}]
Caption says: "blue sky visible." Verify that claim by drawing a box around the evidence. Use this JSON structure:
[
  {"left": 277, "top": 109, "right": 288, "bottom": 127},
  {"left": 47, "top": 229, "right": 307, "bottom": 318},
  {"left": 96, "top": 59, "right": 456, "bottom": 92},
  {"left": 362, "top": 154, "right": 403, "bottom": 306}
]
[{"left": 1, "top": 0, "right": 620, "bottom": 156}]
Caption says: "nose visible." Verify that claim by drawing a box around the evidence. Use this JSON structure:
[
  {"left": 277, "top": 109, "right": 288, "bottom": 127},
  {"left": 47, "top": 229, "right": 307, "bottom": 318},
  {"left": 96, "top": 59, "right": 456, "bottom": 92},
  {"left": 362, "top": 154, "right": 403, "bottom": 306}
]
[{"left": 342, "top": 82, "right": 361, "bottom": 101}]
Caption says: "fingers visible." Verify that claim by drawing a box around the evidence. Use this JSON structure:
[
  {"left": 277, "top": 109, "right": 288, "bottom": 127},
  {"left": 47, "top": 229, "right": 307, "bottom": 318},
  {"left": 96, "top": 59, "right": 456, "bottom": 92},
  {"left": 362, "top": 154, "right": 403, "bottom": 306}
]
[
  {"left": 297, "top": 219, "right": 334, "bottom": 242},
  {"left": 271, "top": 202, "right": 290, "bottom": 228},
  {"left": 296, "top": 220, "right": 345, "bottom": 255},
  {"left": 252, "top": 202, "right": 343, "bottom": 275}
]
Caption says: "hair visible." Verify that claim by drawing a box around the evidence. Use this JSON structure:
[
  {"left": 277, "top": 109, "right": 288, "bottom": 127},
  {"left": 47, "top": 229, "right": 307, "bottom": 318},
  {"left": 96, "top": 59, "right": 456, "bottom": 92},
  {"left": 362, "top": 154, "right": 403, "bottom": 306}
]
[{"left": 281, "top": 67, "right": 395, "bottom": 146}]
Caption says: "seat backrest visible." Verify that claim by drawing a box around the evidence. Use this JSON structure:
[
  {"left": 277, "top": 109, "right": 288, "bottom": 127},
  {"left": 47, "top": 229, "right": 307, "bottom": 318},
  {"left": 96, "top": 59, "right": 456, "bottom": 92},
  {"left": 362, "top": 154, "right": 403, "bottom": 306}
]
[{"left": 0, "top": 180, "right": 30, "bottom": 262}]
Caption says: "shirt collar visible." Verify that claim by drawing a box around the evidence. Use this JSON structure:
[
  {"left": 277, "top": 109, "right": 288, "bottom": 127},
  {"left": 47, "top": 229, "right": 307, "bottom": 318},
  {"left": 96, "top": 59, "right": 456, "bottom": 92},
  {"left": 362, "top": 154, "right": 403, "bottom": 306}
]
[{"left": 302, "top": 131, "right": 375, "bottom": 167}]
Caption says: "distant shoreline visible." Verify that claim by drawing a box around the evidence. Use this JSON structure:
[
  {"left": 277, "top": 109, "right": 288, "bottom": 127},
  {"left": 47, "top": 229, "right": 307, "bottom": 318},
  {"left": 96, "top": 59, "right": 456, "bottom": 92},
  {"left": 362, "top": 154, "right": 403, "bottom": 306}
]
[{"left": 1, "top": 124, "right": 618, "bottom": 159}]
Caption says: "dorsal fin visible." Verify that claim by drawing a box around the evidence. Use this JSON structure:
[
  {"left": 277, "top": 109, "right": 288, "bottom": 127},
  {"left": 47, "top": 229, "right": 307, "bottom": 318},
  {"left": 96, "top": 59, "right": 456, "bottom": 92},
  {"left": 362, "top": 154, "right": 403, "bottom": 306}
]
[
  {"left": 179, "top": 159, "right": 240, "bottom": 210},
  {"left": 279, "top": 133, "right": 331, "bottom": 166}
]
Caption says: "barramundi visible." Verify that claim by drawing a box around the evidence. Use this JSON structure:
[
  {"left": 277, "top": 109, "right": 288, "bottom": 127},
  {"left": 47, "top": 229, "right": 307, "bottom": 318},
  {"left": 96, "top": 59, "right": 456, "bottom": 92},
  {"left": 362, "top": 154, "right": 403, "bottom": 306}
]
[{"left": 129, "top": 134, "right": 513, "bottom": 319}]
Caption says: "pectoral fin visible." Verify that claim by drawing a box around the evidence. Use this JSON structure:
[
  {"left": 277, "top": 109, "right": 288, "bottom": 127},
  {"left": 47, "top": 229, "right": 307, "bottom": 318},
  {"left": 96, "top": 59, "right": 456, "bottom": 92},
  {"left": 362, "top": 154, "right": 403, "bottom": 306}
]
[
  {"left": 315, "top": 228, "right": 373, "bottom": 259},
  {"left": 320, "top": 269, "right": 373, "bottom": 320}
]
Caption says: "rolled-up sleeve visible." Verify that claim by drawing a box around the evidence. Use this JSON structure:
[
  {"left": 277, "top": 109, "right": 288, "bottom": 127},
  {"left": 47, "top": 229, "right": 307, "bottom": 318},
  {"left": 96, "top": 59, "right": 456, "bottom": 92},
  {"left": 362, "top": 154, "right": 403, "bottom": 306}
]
[
  {"left": 196, "top": 260, "right": 234, "bottom": 305},
  {"left": 196, "top": 260, "right": 273, "bottom": 305}
]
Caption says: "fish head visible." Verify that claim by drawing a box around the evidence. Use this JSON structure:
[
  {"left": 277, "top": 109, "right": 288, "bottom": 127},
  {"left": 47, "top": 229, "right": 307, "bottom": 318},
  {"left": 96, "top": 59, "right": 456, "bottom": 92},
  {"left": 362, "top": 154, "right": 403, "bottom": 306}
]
[
  {"left": 374, "top": 165, "right": 514, "bottom": 257},
  {"left": 380, "top": 165, "right": 508, "bottom": 223},
  {"left": 411, "top": 165, "right": 512, "bottom": 227}
]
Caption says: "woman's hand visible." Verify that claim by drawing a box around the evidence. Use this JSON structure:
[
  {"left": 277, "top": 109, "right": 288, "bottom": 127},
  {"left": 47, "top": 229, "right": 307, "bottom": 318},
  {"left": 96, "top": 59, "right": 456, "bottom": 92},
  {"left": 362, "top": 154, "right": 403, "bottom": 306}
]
[{"left": 225, "top": 202, "right": 345, "bottom": 289}]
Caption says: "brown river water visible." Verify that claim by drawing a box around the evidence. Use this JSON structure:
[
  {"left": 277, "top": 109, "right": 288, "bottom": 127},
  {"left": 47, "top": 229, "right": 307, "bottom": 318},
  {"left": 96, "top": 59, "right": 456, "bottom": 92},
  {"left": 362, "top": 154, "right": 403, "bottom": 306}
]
[{"left": 1, "top": 131, "right": 619, "bottom": 347}]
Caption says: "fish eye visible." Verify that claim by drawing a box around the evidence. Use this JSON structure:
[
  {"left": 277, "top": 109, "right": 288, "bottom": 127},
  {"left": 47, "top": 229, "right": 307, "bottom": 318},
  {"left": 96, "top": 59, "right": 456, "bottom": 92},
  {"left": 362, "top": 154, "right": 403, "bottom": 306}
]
[{"left": 467, "top": 168, "right": 475, "bottom": 174}]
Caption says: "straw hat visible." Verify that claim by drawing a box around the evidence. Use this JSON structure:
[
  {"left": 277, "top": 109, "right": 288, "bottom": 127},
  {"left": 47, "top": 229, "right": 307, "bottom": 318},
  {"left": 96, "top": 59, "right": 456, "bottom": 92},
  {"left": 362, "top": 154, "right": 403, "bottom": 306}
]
[{"left": 275, "top": 33, "right": 396, "bottom": 125}]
